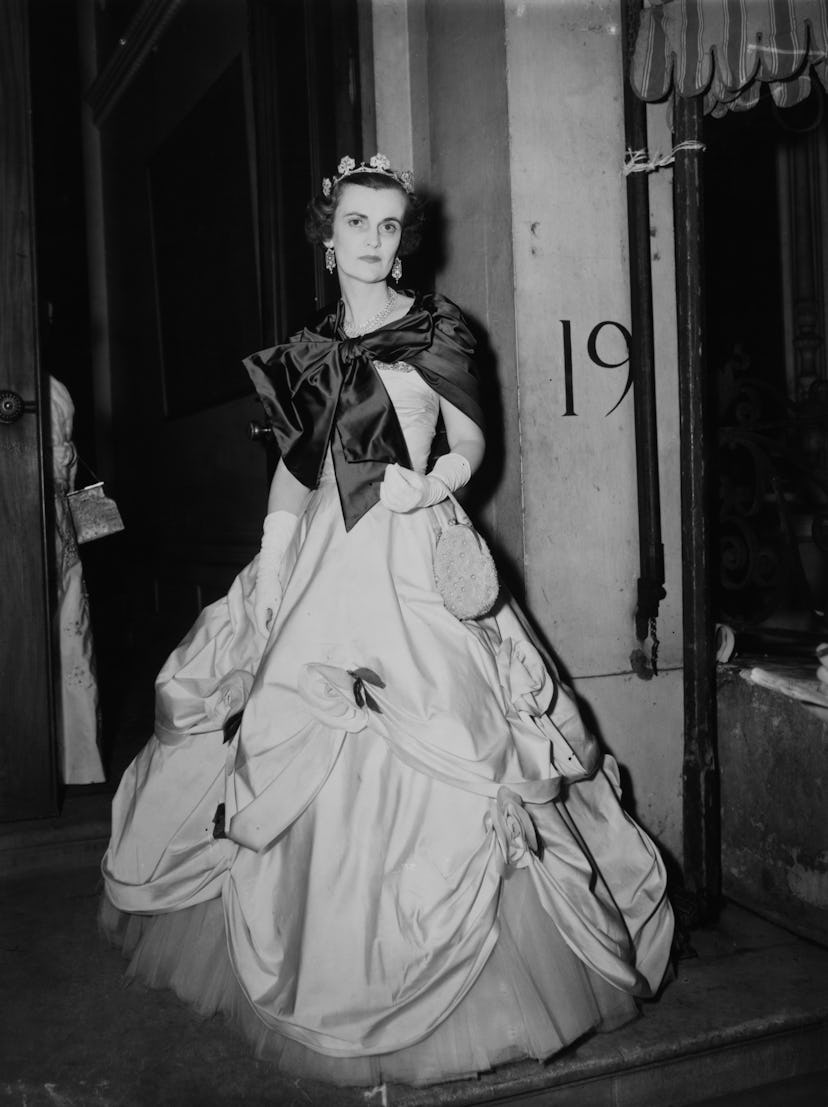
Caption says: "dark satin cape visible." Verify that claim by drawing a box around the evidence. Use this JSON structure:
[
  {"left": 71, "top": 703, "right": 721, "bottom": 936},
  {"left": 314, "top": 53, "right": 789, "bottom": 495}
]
[{"left": 244, "top": 291, "right": 482, "bottom": 530}]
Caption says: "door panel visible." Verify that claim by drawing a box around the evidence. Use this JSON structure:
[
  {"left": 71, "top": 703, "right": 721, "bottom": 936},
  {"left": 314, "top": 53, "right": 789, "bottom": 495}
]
[
  {"left": 92, "top": 1, "right": 274, "bottom": 663},
  {"left": 88, "top": 0, "right": 363, "bottom": 667},
  {"left": 0, "top": 0, "right": 58, "bottom": 820}
]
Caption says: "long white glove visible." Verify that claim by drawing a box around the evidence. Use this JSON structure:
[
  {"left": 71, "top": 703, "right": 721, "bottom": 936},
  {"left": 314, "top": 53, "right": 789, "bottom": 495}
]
[
  {"left": 254, "top": 510, "right": 301, "bottom": 635},
  {"left": 379, "top": 452, "right": 471, "bottom": 513}
]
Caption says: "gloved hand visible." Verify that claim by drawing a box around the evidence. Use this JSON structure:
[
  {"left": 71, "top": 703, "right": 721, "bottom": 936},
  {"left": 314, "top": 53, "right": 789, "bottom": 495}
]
[
  {"left": 803, "top": 643, "right": 828, "bottom": 724},
  {"left": 817, "top": 644, "right": 828, "bottom": 686},
  {"left": 254, "top": 510, "right": 301, "bottom": 636},
  {"left": 379, "top": 452, "right": 471, "bottom": 513}
]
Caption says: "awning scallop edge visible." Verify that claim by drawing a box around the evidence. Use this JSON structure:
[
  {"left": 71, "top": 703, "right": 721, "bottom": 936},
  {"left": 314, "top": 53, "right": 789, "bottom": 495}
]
[{"left": 631, "top": 0, "right": 828, "bottom": 116}]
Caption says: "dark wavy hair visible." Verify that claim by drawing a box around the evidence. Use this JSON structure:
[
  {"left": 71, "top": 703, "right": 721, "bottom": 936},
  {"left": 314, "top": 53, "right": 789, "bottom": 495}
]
[{"left": 305, "top": 171, "right": 426, "bottom": 257}]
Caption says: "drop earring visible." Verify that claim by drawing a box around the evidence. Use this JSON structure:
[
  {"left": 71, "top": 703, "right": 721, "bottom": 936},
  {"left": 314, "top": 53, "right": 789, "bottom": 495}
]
[
  {"left": 391, "top": 257, "right": 402, "bottom": 282},
  {"left": 325, "top": 245, "right": 336, "bottom": 274}
]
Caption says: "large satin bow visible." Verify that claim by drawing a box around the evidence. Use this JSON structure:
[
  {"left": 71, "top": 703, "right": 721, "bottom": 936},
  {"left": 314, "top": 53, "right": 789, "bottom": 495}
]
[{"left": 244, "top": 291, "right": 481, "bottom": 531}]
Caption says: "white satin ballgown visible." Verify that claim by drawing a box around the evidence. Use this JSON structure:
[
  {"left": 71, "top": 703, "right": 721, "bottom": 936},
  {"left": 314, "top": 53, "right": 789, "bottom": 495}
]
[{"left": 101, "top": 361, "right": 673, "bottom": 1087}]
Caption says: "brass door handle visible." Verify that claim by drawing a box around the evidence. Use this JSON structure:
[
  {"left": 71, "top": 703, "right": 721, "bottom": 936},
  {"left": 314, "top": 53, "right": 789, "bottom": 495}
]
[{"left": 0, "top": 390, "right": 36, "bottom": 424}]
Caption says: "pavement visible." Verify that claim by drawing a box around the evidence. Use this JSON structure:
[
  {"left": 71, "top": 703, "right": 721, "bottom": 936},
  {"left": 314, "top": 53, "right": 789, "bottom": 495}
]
[{"left": 1, "top": 793, "right": 827, "bottom": 1107}]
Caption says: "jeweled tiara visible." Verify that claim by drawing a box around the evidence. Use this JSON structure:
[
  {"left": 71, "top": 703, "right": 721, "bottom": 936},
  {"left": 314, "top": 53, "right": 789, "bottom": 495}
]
[{"left": 321, "top": 153, "right": 415, "bottom": 198}]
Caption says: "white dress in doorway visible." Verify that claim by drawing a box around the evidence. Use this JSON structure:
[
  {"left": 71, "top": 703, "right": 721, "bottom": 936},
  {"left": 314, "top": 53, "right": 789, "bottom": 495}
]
[
  {"left": 51, "top": 377, "right": 105, "bottom": 784},
  {"left": 101, "top": 361, "right": 673, "bottom": 1086}
]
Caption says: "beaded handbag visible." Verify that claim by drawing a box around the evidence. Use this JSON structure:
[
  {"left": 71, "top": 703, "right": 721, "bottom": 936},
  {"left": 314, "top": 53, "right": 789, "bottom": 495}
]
[
  {"left": 434, "top": 493, "right": 499, "bottom": 620},
  {"left": 67, "top": 481, "right": 125, "bottom": 544}
]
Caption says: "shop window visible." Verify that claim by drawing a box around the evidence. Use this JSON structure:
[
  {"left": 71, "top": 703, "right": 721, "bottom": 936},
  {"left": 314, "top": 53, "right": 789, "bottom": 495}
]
[{"left": 705, "top": 84, "right": 828, "bottom": 645}]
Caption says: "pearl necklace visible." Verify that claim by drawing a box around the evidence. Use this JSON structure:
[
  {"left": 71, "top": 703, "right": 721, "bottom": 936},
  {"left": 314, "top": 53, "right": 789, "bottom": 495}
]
[{"left": 343, "top": 289, "right": 397, "bottom": 337}]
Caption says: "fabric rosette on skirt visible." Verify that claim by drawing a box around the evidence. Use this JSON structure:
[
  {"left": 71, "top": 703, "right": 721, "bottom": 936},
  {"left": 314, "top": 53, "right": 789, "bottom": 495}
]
[
  {"left": 487, "top": 786, "right": 540, "bottom": 869},
  {"left": 297, "top": 663, "right": 373, "bottom": 732}
]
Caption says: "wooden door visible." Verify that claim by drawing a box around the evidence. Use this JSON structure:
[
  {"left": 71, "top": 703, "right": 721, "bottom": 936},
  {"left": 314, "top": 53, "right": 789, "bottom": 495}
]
[
  {"left": 0, "top": 0, "right": 58, "bottom": 820},
  {"left": 84, "top": 0, "right": 362, "bottom": 700}
]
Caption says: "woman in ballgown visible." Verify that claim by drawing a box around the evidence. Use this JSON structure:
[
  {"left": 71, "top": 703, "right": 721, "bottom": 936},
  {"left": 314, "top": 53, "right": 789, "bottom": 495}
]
[{"left": 101, "top": 154, "right": 674, "bottom": 1088}]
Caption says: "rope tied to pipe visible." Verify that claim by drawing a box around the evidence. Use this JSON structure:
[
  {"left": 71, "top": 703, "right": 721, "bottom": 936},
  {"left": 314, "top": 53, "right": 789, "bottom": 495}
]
[{"left": 623, "top": 141, "right": 706, "bottom": 176}]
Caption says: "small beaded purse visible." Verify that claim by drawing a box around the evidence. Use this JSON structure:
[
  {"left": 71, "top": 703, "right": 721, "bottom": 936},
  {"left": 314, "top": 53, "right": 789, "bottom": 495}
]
[
  {"left": 433, "top": 493, "right": 499, "bottom": 620},
  {"left": 67, "top": 480, "right": 125, "bottom": 544}
]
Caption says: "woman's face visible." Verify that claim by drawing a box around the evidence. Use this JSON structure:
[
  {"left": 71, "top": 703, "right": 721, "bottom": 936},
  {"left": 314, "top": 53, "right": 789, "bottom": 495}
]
[{"left": 326, "top": 183, "right": 406, "bottom": 285}]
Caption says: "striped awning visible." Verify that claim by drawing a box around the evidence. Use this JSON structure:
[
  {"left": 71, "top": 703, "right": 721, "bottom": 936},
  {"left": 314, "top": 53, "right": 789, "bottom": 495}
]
[{"left": 631, "top": 0, "right": 828, "bottom": 116}]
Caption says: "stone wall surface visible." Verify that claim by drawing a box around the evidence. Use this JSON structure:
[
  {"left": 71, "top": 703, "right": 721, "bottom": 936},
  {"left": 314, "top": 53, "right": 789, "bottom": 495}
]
[
  {"left": 501, "top": 0, "right": 683, "bottom": 851},
  {"left": 718, "top": 670, "right": 828, "bottom": 944}
]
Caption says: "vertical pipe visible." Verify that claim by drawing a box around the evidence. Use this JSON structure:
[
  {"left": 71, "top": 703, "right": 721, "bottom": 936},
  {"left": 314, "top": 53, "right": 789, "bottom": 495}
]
[
  {"left": 790, "top": 133, "right": 823, "bottom": 397},
  {"left": 672, "top": 92, "right": 720, "bottom": 920},
  {"left": 76, "top": 0, "right": 114, "bottom": 481},
  {"left": 620, "top": 0, "right": 666, "bottom": 663}
]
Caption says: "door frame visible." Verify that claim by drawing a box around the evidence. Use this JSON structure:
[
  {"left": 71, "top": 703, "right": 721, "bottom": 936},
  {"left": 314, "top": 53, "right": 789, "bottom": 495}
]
[{"left": 0, "top": 0, "right": 59, "bottom": 821}]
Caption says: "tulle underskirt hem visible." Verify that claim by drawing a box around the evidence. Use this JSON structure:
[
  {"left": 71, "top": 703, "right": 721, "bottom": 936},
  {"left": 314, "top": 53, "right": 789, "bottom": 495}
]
[{"left": 99, "top": 870, "right": 637, "bottom": 1088}]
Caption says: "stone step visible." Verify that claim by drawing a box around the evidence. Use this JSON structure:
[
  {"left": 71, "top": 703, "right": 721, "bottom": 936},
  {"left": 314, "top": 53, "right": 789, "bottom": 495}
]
[
  {"left": 388, "top": 1022, "right": 828, "bottom": 1106},
  {"left": 0, "top": 790, "right": 111, "bottom": 877},
  {"left": 2, "top": 807, "right": 826, "bottom": 1107},
  {"left": 390, "top": 907, "right": 828, "bottom": 1107},
  {"left": 695, "top": 1070, "right": 828, "bottom": 1107}
]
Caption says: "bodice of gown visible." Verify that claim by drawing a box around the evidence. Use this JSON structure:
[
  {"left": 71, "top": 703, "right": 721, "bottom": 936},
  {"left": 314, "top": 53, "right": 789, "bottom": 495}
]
[
  {"left": 320, "top": 361, "right": 440, "bottom": 483},
  {"left": 376, "top": 361, "right": 440, "bottom": 472}
]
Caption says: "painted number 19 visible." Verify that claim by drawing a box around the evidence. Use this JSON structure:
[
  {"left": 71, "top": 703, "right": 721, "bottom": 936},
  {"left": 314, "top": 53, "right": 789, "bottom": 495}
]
[{"left": 561, "top": 319, "right": 633, "bottom": 417}]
